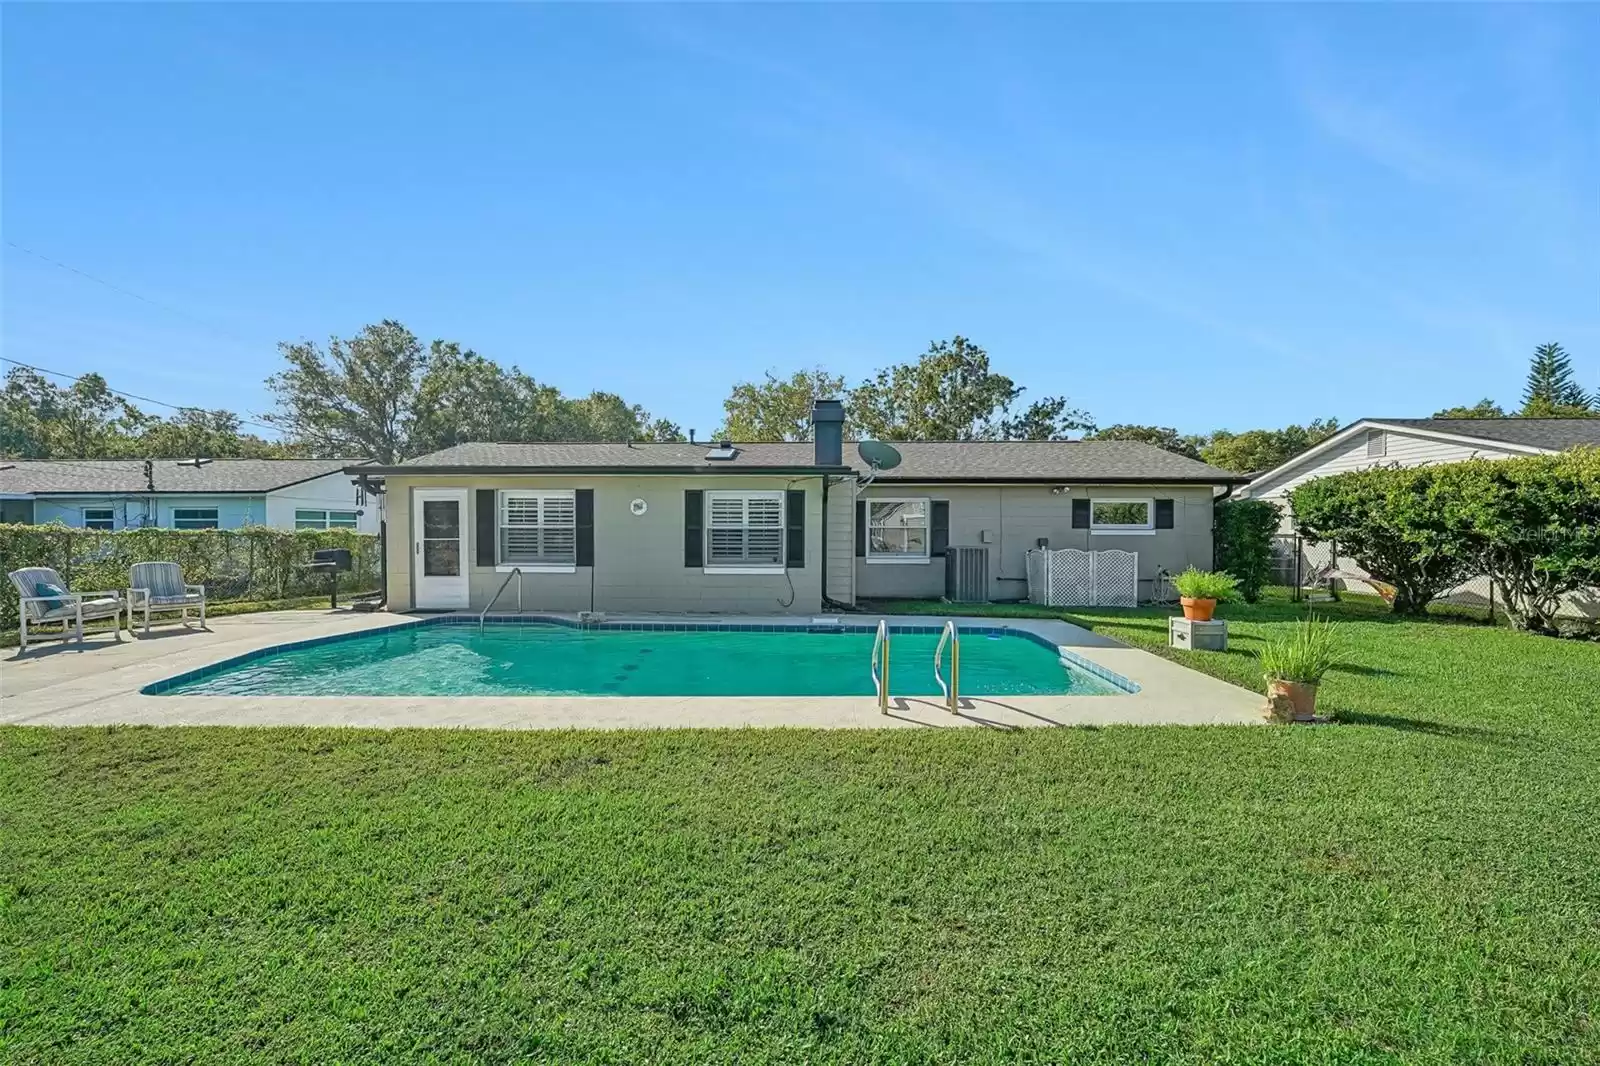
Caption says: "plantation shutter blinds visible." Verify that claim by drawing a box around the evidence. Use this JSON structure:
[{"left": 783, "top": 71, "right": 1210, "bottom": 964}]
[
  {"left": 706, "top": 493, "right": 784, "bottom": 566},
  {"left": 499, "top": 492, "right": 577, "bottom": 565},
  {"left": 475, "top": 490, "right": 496, "bottom": 566}
]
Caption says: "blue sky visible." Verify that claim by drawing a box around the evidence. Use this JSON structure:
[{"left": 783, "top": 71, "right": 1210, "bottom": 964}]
[{"left": 3, "top": 4, "right": 1596, "bottom": 439}]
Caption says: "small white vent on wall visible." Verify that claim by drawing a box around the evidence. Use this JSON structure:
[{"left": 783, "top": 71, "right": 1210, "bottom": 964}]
[{"left": 1366, "top": 429, "right": 1387, "bottom": 457}]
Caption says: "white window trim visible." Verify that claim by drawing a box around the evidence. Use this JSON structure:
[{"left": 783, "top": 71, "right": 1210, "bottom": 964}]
[
  {"left": 704, "top": 490, "right": 786, "bottom": 571},
  {"left": 172, "top": 507, "right": 220, "bottom": 530},
  {"left": 864, "top": 496, "right": 932, "bottom": 564},
  {"left": 496, "top": 489, "right": 578, "bottom": 571},
  {"left": 295, "top": 508, "right": 329, "bottom": 530},
  {"left": 82, "top": 508, "right": 115, "bottom": 530},
  {"left": 1088, "top": 497, "right": 1156, "bottom": 536}
]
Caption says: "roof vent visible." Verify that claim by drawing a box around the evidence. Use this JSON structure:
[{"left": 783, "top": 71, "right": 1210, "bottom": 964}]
[
  {"left": 705, "top": 441, "right": 738, "bottom": 461},
  {"left": 174, "top": 458, "right": 214, "bottom": 468}
]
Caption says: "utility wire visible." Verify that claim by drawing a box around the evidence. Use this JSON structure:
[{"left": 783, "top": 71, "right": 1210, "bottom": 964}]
[{"left": 1, "top": 357, "right": 281, "bottom": 435}]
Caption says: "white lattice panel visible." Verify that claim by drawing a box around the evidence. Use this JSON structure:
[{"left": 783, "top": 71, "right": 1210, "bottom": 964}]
[
  {"left": 1025, "top": 548, "right": 1140, "bottom": 606},
  {"left": 1094, "top": 550, "right": 1138, "bottom": 607}
]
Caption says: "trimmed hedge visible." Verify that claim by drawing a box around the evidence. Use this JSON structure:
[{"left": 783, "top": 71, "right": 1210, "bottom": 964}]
[
  {"left": 0, "top": 525, "right": 380, "bottom": 632},
  {"left": 1214, "top": 499, "right": 1281, "bottom": 603}
]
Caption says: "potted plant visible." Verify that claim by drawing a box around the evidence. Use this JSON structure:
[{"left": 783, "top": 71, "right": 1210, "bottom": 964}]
[
  {"left": 1171, "top": 567, "right": 1239, "bottom": 621},
  {"left": 1258, "top": 615, "right": 1340, "bottom": 722}
]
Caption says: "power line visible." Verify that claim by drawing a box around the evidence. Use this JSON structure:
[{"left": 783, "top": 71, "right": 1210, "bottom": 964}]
[
  {"left": 4, "top": 240, "right": 267, "bottom": 350},
  {"left": 1, "top": 356, "right": 281, "bottom": 435}
]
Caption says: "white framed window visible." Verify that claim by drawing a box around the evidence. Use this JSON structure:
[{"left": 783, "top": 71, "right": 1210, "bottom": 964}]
[
  {"left": 83, "top": 508, "right": 114, "bottom": 530},
  {"left": 1366, "top": 428, "right": 1387, "bottom": 457},
  {"left": 1090, "top": 498, "right": 1154, "bottom": 535},
  {"left": 296, "top": 509, "right": 361, "bottom": 530},
  {"left": 499, "top": 490, "right": 576, "bottom": 570},
  {"left": 866, "top": 498, "right": 930, "bottom": 563},
  {"left": 172, "top": 507, "right": 219, "bottom": 530},
  {"left": 705, "top": 490, "right": 784, "bottom": 571}
]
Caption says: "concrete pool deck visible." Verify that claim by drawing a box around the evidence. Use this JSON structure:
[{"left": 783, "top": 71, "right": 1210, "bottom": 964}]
[{"left": 1, "top": 608, "right": 1268, "bottom": 730}]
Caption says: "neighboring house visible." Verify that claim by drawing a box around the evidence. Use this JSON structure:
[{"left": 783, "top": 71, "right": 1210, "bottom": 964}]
[
  {"left": 1237, "top": 417, "right": 1600, "bottom": 616},
  {"left": 0, "top": 458, "right": 380, "bottom": 534},
  {"left": 352, "top": 401, "right": 1245, "bottom": 613}
]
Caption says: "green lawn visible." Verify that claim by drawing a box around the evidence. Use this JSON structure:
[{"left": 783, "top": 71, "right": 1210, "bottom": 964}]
[{"left": 3, "top": 595, "right": 1598, "bottom": 1063}]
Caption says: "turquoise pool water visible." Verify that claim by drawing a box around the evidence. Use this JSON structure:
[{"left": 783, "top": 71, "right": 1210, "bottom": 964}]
[{"left": 152, "top": 623, "right": 1126, "bottom": 698}]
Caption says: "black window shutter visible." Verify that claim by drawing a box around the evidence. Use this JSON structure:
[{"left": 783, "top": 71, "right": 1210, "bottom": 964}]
[
  {"left": 1154, "top": 499, "right": 1175, "bottom": 529},
  {"left": 855, "top": 501, "right": 867, "bottom": 557},
  {"left": 576, "top": 489, "right": 595, "bottom": 566},
  {"left": 1071, "top": 498, "right": 1091, "bottom": 529},
  {"left": 930, "top": 500, "right": 950, "bottom": 556},
  {"left": 475, "top": 489, "right": 496, "bottom": 566},
  {"left": 785, "top": 489, "right": 805, "bottom": 568},
  {"left": 684, "top": 490, "right": 704, "bottom": 567}
]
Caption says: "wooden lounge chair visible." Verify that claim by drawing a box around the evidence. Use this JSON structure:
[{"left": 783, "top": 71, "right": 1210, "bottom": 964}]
[
  {"left": 128, "top": 561, "right": 208, "bottom": 635},
  {"left": 8, "top": 566, "right": 125, "bottom": 652}
]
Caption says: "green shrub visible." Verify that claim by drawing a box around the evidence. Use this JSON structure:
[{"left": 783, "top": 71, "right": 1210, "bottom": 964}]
[
  {"left": 1214, "top": 499, "right": 1281, "bottom": 603},
  {"left": 1258, "top": 614, "right": 1341, "bottom": 684},
  {"left": 0, "top": 525, "right": 379, "bottom": 632},
  {"left": 1172, "top": 567, "right": 1240, "bottom": 601},
  {"left": 1290, "top": 465, "right": 1475, "bottom": 615}
]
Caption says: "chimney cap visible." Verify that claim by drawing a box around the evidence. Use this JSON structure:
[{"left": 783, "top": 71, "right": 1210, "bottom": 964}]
[{"left": 810, "top": 398, "right": 845, "bottom": 422}]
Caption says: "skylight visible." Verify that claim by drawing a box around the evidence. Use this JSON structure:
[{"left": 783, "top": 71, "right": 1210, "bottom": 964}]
[{"left": 705, "top": 443, "right": 739, "bottom": 461}]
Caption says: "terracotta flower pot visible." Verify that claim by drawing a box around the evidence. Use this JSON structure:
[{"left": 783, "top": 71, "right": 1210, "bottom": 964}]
[
  {"left": 1180, "top": 597, "right": 1216, "bottom": 621},
  {"left": 1265, "top": 678, "right": 1319, "bottom": 723}
]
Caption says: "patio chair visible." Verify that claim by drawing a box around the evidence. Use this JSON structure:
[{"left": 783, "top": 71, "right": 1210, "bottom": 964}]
[
  {"left": 8, "top": 566, "right": 125, "bottom": 652},
  {"left": 128, "top": 561, "right": 207, "bottom": 635}
]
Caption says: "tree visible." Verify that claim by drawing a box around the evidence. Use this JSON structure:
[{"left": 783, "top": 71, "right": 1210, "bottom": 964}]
[
  {"left": 265, "top": 320, "right": 429, "bottom": 463},
  {"left": 1432, "top": 399, "right": 1507, "bottom": 419},
  {"left": 1214, "top": 498, "right": 1282, "bottom": 603},
  {"left": 0, "top": 367, "right": 149, "bottom": 459},
  {"left": 139, "top": 409, "right": 285, "bottom": 458},
  {"left": 715, "top": 368, "right": 847, "bottom": 442},
  {"left": 1521, "top": 342, "right": 1590, "bottom": 414},
  {"left": 1199, "top": 419, "right": 1339, "bottom": 474},
  {"left": 1431, "top": 450, "right": 1600, "bottom": 635},
  {"left": 1290, "top": 465, "right": 1476, "bottom": 615},
  {"left": 1083, "top": 424, "right": 1203, "bottom": 460},
  {"left": 849, "top": 336, "right": 1091, "bottom": 441}
]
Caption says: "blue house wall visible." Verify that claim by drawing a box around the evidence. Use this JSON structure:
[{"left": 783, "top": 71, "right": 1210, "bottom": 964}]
[{"left": 32, "top": 495, "right": 269, "bottom": 529}]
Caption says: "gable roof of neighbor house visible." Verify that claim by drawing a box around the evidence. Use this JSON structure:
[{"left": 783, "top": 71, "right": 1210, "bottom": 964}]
[
  {"left": 1242, "top": 416, "right": 1600, "bottom": 497},
  {"left": 0, "top": 458, "right": 372, "bottom": 496},
  {"left": 359, "top": 440, "right": 1246, "bottom": 484}
]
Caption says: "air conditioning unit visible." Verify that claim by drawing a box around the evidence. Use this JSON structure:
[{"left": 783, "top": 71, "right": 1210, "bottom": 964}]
[{"left": 944, "top": 546, "right": 990, "bottom": 603}]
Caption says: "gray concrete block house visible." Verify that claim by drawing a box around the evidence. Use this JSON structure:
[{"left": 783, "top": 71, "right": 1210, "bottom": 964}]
[{"left": 354, "top": 402, "right": 1246, "bottom": 614}]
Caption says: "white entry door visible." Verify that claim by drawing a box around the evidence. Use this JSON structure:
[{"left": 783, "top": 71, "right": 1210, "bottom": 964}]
[{"left": 413, "top": 489, "right": 470, "bottom": 609}]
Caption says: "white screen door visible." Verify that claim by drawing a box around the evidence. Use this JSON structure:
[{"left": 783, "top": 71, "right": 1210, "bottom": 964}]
[{"left": 413, "top": 489, "right": 469, "bottom": 608}]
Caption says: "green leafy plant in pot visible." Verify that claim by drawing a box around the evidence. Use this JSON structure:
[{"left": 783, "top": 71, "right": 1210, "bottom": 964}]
[
  {"left": 1171, "top": 567, "right": 1239, "bottom": 621},
  {"left": 1258, "top": 614, "right": 1340, "bottom": 722}
]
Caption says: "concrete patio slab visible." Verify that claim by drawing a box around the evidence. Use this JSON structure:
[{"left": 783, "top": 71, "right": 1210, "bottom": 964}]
[{"left": 2, "top": 608, "right": 1267, "bottom": 730}]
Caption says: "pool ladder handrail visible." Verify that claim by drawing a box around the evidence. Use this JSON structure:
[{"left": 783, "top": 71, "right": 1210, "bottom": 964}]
[
  {"left": 870, "top": 619, "right": 889, "bottom": 713},
  {"left": 934, "top": 619, "right": 960, "bottom": 714},
  {"left": 480, "top": 567, "right": 523, "bottom": 631}
]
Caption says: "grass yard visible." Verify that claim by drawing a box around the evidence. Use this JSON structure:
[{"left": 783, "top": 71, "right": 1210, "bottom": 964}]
[{"left": 3, "top": 594, "right": 1598, "bottom": 1063}]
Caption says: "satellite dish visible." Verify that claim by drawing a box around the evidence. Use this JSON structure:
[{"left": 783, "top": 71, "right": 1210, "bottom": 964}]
[{"left": 857, "top": 440, "right": 902, "bottom": 486}]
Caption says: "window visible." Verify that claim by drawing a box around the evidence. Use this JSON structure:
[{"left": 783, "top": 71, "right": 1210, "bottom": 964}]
[
  {"left": 1366, "top": 428, "right": 1387, "bottom": 457},
  {"left": 172, "top": 508, "right": 219, "bottom": 530},
  {"left": 295, "top": 509, "right": 361, "bottom": 530},
  {"left": 706, "top": 491, "right": 784, "bottom": 568},
  {"left": 499, "top": 490, "right": 576, "bottom": 567},
  {"left": 1090, "top": 498, "right": 1153, "bottom": 534},
  {"left": 866, "top": 498, "right": 929, "bottom": 562},
  {"left": 83, "top": 508, "right": 114, "bottom": 531}
]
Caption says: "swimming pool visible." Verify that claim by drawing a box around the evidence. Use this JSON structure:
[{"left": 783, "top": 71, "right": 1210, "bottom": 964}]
[{"left": 146, "top": 620, "right": 1133, "bottom": 698}]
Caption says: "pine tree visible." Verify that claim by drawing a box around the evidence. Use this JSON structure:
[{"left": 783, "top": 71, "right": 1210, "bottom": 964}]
[{"left": 1521, "top": 342, "right": 1590, "bottom": 413}]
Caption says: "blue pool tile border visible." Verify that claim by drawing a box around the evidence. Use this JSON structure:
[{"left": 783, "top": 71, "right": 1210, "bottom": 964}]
[{"left": 141, "top": 614, "right": 1138, "bottom": 696}]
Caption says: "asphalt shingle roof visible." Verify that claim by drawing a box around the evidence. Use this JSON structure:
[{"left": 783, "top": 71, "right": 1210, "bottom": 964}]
[
  {"left": 0, "top": 458, "right": 371, "bottom": 495},
  {"left": 1373, "top": 418, "right": 1600, "bottom": 451},
  {"left": 387, "top": 440, "right": 1244, "bottom": 483}
]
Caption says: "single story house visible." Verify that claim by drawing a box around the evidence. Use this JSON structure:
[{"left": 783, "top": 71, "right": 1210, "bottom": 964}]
[
  {"left": 1236, "top": 416, "right": 1600, "bottom": 616},
  {"left": 352, "top": 401, "right": 1247, "bottom": 613},
  {"left": 0, "top": 458, "right": 380, "bottom": 534}
]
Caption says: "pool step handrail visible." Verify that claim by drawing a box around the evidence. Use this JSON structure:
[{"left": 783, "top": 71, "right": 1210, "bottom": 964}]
[
  {"left": 480, "top": 567, "right": 523, "bottom": 631},
  {"left": 871, "top": 619, "right": 889, "bottom": 713},
  {"left": 934, "top": 619, "right": 960, "bottom": 714}
]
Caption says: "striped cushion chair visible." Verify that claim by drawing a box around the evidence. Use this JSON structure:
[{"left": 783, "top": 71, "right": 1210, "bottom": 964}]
[
  {"left": 128, "top": 561, "right": 207, "bottom": 635},
  {"left": 8, "top": 566, "right": 125, "bottom": 652}
]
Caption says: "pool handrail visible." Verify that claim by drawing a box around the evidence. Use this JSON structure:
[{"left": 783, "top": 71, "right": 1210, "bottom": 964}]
[
  {"left": 934, "top": 619, "right": 960, "bottom": 714},
  {"left": 871, "top": 619, "right": 889, "bottom": 713},
  {"left": 480, "top": 568, "right": 523, "bottom": 631}
]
